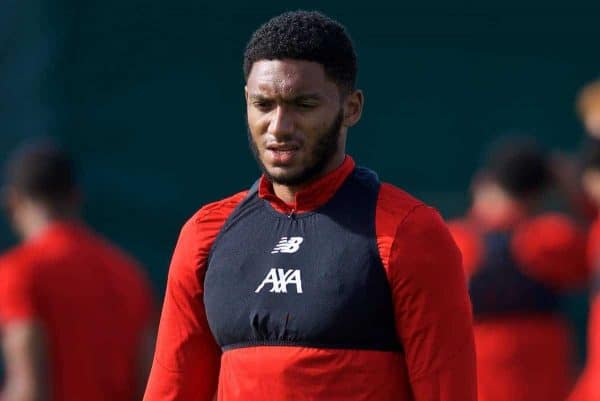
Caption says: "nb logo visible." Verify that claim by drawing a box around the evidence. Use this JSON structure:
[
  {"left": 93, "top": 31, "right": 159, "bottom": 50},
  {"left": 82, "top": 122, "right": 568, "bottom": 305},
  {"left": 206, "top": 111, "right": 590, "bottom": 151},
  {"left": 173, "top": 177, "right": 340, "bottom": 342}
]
[
  {"left": 255, "top": 268, "right": 303, "bottom": 294},
  {"left": 271, "top": 237, "right": 304, "bottom": 254}
]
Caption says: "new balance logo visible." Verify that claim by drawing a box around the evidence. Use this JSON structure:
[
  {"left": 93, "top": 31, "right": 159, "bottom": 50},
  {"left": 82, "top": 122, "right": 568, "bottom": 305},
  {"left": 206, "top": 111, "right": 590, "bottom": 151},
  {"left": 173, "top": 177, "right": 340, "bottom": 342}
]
[
  {"left": 271, "top": 237, "right": 303, "bottom": 254},
  {"left": 255, "top": 268, "right": 303, "bottom": 294}
]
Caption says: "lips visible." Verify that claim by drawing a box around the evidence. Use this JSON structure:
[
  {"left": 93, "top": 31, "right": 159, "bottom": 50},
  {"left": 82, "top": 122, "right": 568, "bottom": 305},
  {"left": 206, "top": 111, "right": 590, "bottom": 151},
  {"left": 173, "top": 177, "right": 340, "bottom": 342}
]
[
  {"left": 265, "top": 143, "right": 301, "bottom": 165},
  {"left": 266, "top": 143, "right": 300, "bottom": 152}
]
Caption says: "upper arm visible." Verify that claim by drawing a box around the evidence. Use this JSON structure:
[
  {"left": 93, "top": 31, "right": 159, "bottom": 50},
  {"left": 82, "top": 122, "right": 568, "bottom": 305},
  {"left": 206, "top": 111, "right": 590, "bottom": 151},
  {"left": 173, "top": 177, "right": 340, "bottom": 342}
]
[
  {"left": 143, "top": 216, "right": 221, "bottom": 401},
  {"left": 143, "top": 193, "right": 247, "bottom": 401},
  {"left": 0, "top": 255, "right": 48, "bottom": 401},
  {"left": 1, "top": 321, "right": 47, "bottom": 401},
  {"left": 387, "top": 206, "right": 477, "bottom": 401},
  {"left": 0, "top": 259, "right": 37, "bottom": 323}
]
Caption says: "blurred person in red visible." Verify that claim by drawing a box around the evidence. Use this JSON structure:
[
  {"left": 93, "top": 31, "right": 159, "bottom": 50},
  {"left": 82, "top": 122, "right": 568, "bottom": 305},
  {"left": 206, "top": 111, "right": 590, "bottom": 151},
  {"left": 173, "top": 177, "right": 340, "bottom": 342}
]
[
  {"left": 449, "top": 139, "right": 587, "bottom": 401},
  {"left": 568, "top": 144, "right": 600, "bottom": 401},
  {"left": 0, "top": 139, "right": 155, "bottom": 401},
  {"left": 551, "top": 79, "right": 600, "bottom": 221},
  {"left": 144, "top": 10, "right": 476, "bottom": 401}
]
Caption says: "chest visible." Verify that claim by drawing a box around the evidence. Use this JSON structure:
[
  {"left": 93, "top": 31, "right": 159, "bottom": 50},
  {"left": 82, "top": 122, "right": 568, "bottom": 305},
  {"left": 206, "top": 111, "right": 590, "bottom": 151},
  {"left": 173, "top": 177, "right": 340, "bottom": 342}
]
[{"left": 204, "top": 171, "right": 400, "bottom": 352}]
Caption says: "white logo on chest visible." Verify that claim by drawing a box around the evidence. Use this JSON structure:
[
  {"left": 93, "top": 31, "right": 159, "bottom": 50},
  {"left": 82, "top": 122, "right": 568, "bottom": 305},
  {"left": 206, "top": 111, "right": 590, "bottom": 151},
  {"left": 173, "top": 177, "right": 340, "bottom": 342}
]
[
  {"left": 271, "top": 237, "right": 304, "bottom": 254},
  {"left": 255, "top": 268, "right": 303, "bottom": 294}
]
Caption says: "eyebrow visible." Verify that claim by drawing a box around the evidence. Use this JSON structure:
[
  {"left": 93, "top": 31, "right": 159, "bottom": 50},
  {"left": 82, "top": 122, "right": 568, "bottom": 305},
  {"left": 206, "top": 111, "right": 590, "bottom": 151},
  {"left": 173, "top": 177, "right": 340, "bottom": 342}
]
[{"left": 248, "top": 93, "right": 323, "bottom": 103}]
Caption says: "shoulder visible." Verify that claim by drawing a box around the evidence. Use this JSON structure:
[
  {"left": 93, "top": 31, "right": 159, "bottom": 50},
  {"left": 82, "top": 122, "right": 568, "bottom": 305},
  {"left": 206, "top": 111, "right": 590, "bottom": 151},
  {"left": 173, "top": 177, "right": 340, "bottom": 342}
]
[
  {"left": 0, "top": 243, "right": 37, "bottom": 279},
  {"left": 78, "top": 225, "right": 145, "bottom": 274},
  {"left": 0, "top": 244, "right": 39, "bottom": 321},
  {"left": 377, "top": 182, "right": 425, "bottom": 221},
  {"left": 181, "top": 190, "right": 248, "bottom": 239},
  {"left": 513, "top": 212, "right": 583, "bottom": 250},
  {"left": 377, "top": 187, "right": 465, "bottom": 300},
  {"left": 377, "top": 182, "right": 449, "bottom": 239},
  {"left": 511, "top": 212, "right": 587, "bottom": 287},
  {"left": 376, "top": 183, "right": 458, "bottom": 273},
  {"left": 92, "top": 234, "right": 152, "bottom": 293},
  {"left": 194, "top": 190, "right": 249, "bottom": 220},
  {"left": 517, "top": 212, "right": 580, "bottom": 231},
  {"left": 168, "top": 190, "right": 248, "bottom": 279}
]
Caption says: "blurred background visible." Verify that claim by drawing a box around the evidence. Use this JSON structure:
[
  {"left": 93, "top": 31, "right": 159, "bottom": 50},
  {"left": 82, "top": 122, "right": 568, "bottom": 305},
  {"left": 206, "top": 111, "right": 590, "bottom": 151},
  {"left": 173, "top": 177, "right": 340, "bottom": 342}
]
[{"left": 2, "top": 0, "right": 600, "bottom": 360}]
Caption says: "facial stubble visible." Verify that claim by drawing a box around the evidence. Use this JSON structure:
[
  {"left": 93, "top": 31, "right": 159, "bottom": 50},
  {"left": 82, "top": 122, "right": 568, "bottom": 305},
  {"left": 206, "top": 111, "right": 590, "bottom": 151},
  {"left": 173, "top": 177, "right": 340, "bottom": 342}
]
[{"left": 247, "top": 109, "right": 344, "bottom": 187}]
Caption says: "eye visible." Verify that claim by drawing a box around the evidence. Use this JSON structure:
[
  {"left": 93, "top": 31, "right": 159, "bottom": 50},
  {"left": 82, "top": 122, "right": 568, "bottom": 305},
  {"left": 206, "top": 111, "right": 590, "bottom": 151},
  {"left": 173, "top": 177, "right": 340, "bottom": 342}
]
[
  {"left": 253, "top": 100, "right": 274, "bottom": 112},
  {"left": 296, "top": 101, "right": 318, "bottom": 110}
]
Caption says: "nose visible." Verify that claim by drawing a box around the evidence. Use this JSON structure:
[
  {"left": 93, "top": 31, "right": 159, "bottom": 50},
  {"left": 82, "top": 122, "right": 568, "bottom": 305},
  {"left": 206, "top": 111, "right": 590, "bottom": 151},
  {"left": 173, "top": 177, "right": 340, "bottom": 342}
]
[{"left": 267, "top": 105, "right": 294, "bottom": 138}]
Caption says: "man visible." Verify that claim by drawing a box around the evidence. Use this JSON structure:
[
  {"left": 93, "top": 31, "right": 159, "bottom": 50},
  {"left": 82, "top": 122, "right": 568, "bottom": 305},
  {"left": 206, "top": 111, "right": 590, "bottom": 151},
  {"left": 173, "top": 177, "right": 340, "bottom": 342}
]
[
  {"left": 551, "top": 79, "right": 600, "bottom": 220},
  {"left": 448, "top": 140, "right": 587, "bottom": 401},
  {"left": 0, "top": 140, "right": 155, "bottom": 401},
  {"left": 569, "top": 144, "right": 600, "bottom": 401},
  {"left": 144, "top": 11, "right": 476, "bottom": 401}
]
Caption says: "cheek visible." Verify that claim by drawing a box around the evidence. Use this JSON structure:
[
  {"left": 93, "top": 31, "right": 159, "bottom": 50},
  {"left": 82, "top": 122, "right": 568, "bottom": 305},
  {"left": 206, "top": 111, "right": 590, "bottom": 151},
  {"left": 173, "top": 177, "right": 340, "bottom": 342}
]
[
  {"left": 302, "top": 113, "right": 334, "bottom": 141},
  {"left": 247, "top": 113, "right": 268, "bottom": 140}
]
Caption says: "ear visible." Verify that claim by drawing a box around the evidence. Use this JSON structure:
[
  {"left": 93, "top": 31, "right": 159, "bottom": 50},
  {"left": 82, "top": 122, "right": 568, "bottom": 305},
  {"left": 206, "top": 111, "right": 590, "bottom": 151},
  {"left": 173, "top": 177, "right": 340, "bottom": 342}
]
[
  {"left": 342, "top": 89, "right": 364, "bottom": 128},
  {"left": 244, "top": 85, "right": 249, "bottom": 103}
]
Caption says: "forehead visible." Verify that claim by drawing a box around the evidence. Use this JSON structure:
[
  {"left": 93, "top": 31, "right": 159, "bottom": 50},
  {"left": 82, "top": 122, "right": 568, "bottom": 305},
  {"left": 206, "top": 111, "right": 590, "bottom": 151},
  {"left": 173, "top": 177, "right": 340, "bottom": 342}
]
[{"left": 246, "top": 59, "right": 337, "bottom": 97}]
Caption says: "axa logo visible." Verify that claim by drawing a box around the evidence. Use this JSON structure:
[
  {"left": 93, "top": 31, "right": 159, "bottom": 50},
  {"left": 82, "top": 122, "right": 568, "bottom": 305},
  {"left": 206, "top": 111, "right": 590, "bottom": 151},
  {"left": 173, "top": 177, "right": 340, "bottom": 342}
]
[
  {"left": 255, "top": 268, "right": 303, "bottom": 294},
  {"left": 271, "top": 236, "right": 303, "bottom": 254}
]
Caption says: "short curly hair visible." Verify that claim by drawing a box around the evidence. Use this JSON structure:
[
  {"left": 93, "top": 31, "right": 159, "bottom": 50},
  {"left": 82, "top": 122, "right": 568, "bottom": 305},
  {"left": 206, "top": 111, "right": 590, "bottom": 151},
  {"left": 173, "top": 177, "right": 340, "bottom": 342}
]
[
  {"left": 3, "top": 139, "right": 77, "bottom": 205},
  {"left": 243, "top": 11, "right": 357, "bottom": 92}
]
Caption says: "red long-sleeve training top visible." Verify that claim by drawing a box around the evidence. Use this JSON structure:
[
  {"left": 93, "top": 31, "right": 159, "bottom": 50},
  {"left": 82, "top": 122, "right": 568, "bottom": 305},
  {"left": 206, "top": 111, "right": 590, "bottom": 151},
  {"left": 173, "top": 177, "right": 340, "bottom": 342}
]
[
  {"left": 449, "top": 211, "right": 587, "bottom": 401},
  {"left": 568, "top": 217, "right": 600, "bottom": 401},
  {"left": 144, "top": 156, "right": 476, "bottom": 401},
  {"left": 0, "top": 222, "right": 154, "bottom": 401}
]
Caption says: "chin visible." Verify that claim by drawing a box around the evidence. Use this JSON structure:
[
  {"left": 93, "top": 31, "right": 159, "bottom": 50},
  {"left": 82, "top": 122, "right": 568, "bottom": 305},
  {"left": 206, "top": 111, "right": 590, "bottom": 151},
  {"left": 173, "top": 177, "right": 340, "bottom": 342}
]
[
  {"left": 268, "top": 169, "right": 297, "bottom": 182},
  {"left": 266, "top": 168, "right": 305, "bottom": 186}
]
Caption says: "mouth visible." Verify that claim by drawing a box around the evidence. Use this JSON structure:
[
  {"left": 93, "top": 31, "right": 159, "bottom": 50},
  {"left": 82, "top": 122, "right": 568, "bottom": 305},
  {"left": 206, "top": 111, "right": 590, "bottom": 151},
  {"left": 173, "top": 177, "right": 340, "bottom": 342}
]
[
  {"left": 266, "top": 143, "right": 300, "bottom": 152},
  {"left": 265, "top": 143, "right": 301, "bottom": 165}
]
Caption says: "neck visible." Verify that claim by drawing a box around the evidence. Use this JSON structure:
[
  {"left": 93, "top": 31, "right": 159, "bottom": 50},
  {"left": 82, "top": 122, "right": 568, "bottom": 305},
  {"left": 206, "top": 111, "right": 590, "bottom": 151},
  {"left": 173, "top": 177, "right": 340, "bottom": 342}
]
[
  {"left": 471, "top": 196, "right": 531, "bottom": 229},
  {"left": 272, "top": 153, "right": 346, "bottom": 205},
  {"left": 20, "top": 209, "right": 77, "bottom": 241}
]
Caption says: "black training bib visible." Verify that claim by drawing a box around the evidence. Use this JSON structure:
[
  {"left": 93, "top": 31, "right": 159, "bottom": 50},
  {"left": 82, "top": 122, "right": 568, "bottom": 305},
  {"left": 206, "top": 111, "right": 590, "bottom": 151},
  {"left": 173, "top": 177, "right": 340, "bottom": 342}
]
[
  {"left": 469, "top": 231, "right": 559, "bottom": 318},
  {"left": 204, "top": 167, "right": 401, "bottom": 352}
]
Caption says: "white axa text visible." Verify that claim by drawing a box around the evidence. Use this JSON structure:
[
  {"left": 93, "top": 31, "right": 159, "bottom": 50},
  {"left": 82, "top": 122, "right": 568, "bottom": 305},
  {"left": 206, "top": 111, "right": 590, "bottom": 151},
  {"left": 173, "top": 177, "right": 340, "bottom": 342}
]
[{"left": 255, "top": 268, "right": 303, "bottom": 294}]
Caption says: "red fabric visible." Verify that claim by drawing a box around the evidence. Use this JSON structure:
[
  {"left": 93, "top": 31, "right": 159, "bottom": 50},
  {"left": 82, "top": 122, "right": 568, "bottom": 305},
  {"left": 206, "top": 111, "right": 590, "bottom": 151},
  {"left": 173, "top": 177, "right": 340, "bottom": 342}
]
[
  {"left": 217, "top": 347, "right": 410, "bottom": 401},
  {"left": 587, "top": 217, "right": 600, "bottom": 268},
  {"left": 446, "top": 220, "right": 483, "bottom": 277},
  {"left": 257, "top": 156, "right": 355, "bottom": 214},
  {"left": 448, "top": 213, "right": 587, "bottom": 287},
  {"left": 512, "top": 214, "right": 587, "bottom": 289},
  {"left": 448, "top": 213, "right": 587, "bottom": 401},
  {"left": 144, "top": 156, "right": 476, "bottom": 401},
  {"left": 475, "top": 316, "right": 574, "bottom": 401},
  {"left": 566, "top": 298, "right": 600, "bottom": 401},
  {"left": 568, "top": 218, "right": 600, "bottom": 401},
  {"left": 0, "top": 222, "right": 154, "bottom": 401}
]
